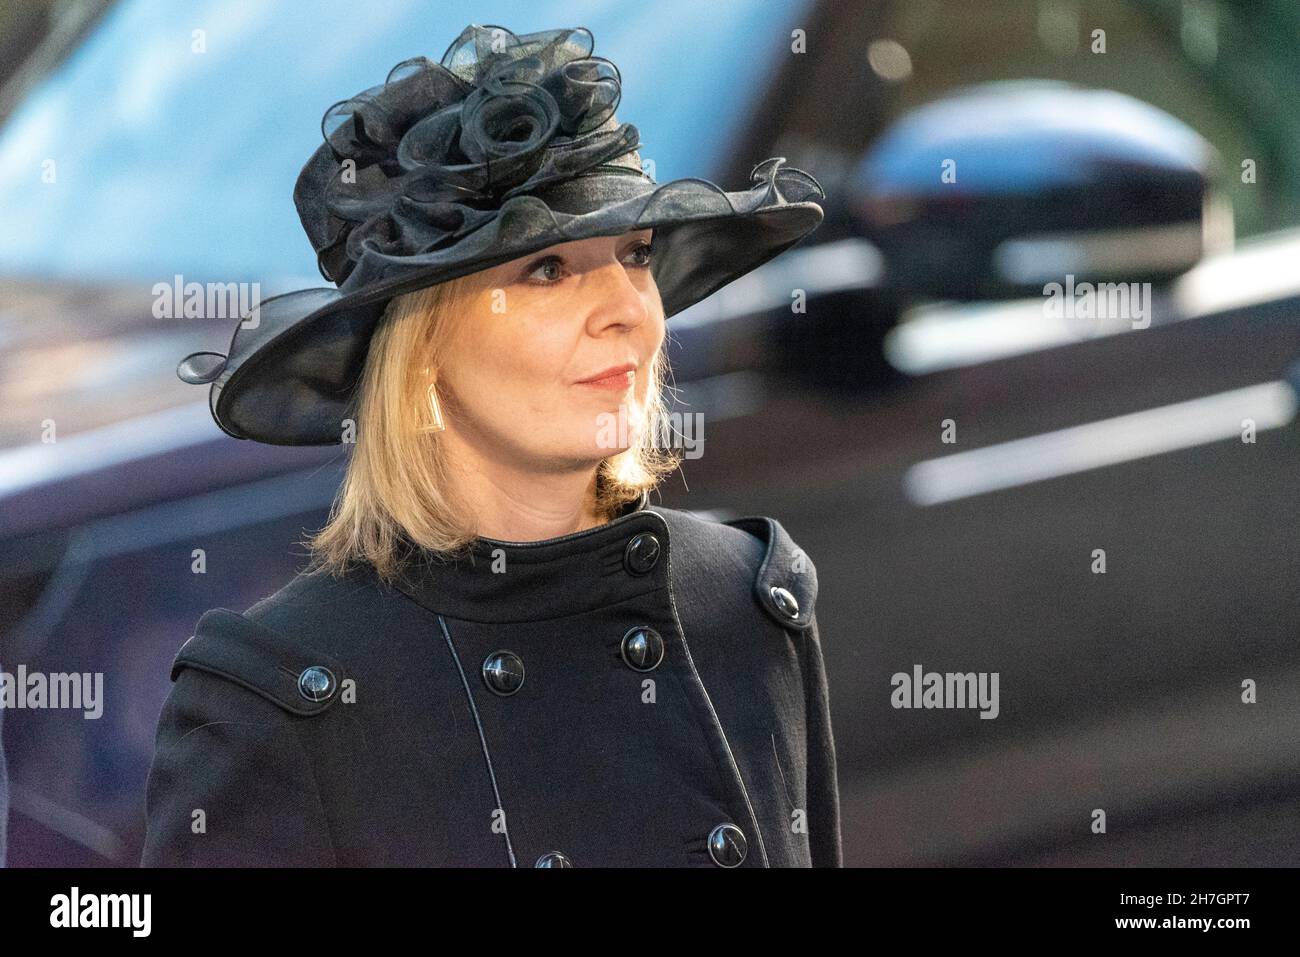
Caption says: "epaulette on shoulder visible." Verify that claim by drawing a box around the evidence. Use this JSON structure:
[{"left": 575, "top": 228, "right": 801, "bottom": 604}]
[
  {"left": 719, "top": 516, "right": 818, "bottom": 632},
  {"left": 171, "top": 608, "right": 346, "bottom": 717}
]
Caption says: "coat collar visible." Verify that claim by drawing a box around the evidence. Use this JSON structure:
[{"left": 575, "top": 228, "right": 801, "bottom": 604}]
[{"left": 389, "top": 490, "right": 671, "bottom": 623}]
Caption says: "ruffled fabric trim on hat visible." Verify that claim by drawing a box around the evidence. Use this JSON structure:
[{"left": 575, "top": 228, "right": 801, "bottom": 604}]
[{"left": 296, "top": 24, "right": 647, "bottom": 287}]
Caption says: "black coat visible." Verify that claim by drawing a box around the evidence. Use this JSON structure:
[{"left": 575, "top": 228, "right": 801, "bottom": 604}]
[{"left": 140, "top": 501, "right": 842, "bottom": 867}]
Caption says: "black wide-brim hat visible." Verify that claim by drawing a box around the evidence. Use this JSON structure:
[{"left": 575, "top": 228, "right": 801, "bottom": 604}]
[{"left": 177, "top": 24, "right": 826, "bottom": 446}]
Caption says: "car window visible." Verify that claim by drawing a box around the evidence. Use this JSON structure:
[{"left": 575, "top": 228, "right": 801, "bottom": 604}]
[{"left": 0, "top": 0, "right": 814, "bottom": 285}]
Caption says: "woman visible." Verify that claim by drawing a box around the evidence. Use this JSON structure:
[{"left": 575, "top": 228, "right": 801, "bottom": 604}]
[{"left": 143, "top": 23, "right": 839, "bottom": 868}]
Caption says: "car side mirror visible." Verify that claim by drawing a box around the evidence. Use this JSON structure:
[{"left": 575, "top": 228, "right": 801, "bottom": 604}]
[{"left": 850, "top": 80, "right": 1228, "bottom": 301}]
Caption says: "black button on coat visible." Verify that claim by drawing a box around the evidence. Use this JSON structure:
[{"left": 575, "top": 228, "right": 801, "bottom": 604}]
[{"left": 140, "top": 502, "right": 843, "bottom": 867}]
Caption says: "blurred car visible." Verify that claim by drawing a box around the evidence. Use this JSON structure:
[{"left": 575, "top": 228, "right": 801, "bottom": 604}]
[{"left": 2, "top": 0, "right": 1299, "bottom": 866}]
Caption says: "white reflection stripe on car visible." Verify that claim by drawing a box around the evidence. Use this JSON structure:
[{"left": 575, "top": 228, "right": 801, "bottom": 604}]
[
  {"left": 903, "top": 380, "right": 1297, "bottom": 506},
  {"left": 0, "top": 402, "right": 215, "bottom": 497}
]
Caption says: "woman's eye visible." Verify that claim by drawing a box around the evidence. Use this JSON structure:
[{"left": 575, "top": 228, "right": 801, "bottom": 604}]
[
  {"left": 525, "top": 243, "right": 652, "bottom": 284},
  {"left": 526, "top": 256, "right": 564, "bottom": 284},
  {"left": 625, "top": 241, "right": 654, "bottom": 267}
]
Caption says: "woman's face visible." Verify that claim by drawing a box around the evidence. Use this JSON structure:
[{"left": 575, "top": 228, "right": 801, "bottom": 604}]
[{"left": 437, "top": 227, "right": 665, "bottom": 471}]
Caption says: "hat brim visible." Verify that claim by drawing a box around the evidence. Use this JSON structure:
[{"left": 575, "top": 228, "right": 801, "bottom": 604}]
[{"left": 192, "top": 159, "right": 824, "bottom": 445}]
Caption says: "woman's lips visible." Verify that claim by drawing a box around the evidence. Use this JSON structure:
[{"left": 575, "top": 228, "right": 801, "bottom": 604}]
[
  {"left": 575, "top": 369, "right": 634, "bottom": 392},
  {"left": 576, "top": 362, "right": 636, "bottom": 391}
]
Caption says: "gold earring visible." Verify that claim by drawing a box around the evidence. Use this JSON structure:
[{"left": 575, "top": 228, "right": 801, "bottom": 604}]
[{"left": 417, "top": 367, "right": 446, "bottom": 433}]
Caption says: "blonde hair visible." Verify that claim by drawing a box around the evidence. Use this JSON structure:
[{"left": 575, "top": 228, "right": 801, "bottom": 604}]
[{"left": 302, "top": 274, "right": 681, "bottom": 584}]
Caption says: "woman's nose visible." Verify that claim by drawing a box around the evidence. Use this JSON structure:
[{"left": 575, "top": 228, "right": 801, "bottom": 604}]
[{"left": 586, "top": 261, "right": 652, "bottom": 330}]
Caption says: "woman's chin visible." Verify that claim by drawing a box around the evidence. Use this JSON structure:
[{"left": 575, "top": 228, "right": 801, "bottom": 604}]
[{"left": 576, "top": 404, "right": 643, "bottom": 452}]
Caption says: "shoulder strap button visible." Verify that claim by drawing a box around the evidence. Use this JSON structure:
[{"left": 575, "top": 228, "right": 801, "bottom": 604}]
[
  {"left": 769, "top": 585, "right": 801, "bottom": 620},
  {"left": 172, "top": 608, "right": 345, "bottom": 716},
  {"left": 719, "top": 515, "right": 818, "bottom": 632},
  {"left": 297, "top": 666, "right": 337, "bottom": 702}
]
